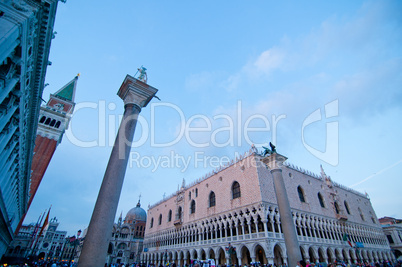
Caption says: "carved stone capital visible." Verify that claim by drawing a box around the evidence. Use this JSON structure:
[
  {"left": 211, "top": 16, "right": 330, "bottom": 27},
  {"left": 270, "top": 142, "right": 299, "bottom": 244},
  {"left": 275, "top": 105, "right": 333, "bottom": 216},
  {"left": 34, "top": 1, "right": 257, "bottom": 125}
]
[
  {"left": 117, "top": 75, "right": 158, "bottom": 109},
  {"left": 261, "top": 152, "right": 288, "bottom": 171}
]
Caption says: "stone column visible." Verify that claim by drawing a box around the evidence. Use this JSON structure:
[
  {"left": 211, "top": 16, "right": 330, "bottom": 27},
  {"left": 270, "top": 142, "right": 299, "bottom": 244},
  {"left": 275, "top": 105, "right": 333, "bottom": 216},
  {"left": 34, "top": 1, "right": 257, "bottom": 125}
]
[
  {"left": 261, "top": 153, "right": 302, "bottom": 267},
  {"left": 78, "top": 75, "right": 158, "bottom": 267},
  {"left": 262, "top": 218, "right": 268, "bottom": 236}
]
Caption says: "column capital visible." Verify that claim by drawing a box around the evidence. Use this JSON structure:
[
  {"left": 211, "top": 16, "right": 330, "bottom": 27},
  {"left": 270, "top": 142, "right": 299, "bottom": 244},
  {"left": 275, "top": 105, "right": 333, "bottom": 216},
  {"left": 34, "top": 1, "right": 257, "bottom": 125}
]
[
  {"left": 261, "top": 153, "right": 288, "bottom": 170},
  {"left": 117, "top": 74, "right": 158, "bottom": 108}
]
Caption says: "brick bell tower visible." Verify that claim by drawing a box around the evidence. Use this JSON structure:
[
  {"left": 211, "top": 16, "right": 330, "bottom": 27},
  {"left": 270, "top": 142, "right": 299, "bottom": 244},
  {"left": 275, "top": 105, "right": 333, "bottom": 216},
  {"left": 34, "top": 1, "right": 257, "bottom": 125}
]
[{"left": 15, "top": 75, "right": 79, "bottom": 234}]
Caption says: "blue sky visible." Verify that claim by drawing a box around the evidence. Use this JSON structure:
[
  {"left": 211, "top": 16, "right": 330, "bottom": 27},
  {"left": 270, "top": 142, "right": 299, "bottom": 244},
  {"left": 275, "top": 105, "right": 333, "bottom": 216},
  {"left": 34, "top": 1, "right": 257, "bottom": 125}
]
[{"left": 25, "top": 1, "right": 402, "bottom": 236}]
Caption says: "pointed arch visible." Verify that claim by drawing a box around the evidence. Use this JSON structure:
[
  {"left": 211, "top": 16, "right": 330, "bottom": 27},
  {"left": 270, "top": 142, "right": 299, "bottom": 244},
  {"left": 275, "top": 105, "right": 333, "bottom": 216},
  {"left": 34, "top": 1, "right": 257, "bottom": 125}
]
[
  {"left": 209, "top": 191, "right": 216, "bottom": 207},
  {"left": 318, "top": 192, "right": 325, "bottom": 208},
  {"left": 168, "top": 209, "right": 172, "bottom": 222},
  {"left": 190, "top": 200, "right": 196, "bottom": 214},
  {"left": 334, "top": 202, "right": 340, "bottom": 214},
  {"left": 232, "top": 181, "right": 241, "bottom": 199},
  {"left": 344, "top": 201, "right": 351, "bottom": 214},
  {"left": 298, "top": 186, "right": 306, "bottom": 203}
]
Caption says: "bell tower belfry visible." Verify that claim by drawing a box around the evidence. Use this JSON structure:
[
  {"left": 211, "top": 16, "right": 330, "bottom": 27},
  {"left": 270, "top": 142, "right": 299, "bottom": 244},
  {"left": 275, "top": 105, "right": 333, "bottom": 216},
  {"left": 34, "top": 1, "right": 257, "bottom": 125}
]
[{"left": 15, "top": 75, "right": 79, "bottom": 234}]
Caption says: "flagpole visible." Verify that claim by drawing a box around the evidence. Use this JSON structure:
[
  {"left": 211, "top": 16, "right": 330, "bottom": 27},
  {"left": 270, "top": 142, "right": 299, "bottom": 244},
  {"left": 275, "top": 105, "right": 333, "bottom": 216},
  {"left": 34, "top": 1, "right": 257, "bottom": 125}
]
[
  {"left": 25, "top": 212, "right": 42, "bottom": 258},
  {"left": 32, "top": 206, "right": 51, "bottom": 258},
  {"left": 30, "top": 210, "right": 46, "bottom": 258}
]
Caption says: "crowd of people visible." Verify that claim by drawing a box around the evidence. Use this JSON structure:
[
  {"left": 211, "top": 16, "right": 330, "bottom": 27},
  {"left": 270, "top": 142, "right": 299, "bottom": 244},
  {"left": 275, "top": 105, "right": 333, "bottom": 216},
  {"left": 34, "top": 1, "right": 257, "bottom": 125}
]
[{"left": 296, "top": 260, "right": 402, "bottom": 267}]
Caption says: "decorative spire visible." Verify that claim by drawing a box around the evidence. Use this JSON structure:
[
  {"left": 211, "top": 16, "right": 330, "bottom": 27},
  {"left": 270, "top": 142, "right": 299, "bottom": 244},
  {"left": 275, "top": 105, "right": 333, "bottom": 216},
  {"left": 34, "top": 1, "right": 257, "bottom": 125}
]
[
  {"left": 320, "top": 164, "right": 333, "bottom": 187},
  {"left": 52, "top": 75, "right": 79, "bottom": 102},
  {"left": 320, "top": 164, "right": 327, "bottom": 178}
]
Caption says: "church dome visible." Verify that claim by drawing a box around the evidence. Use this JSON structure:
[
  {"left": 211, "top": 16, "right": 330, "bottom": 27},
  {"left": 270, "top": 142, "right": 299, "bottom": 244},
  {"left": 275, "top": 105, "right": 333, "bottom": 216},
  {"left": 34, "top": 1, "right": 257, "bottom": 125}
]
[{"left": 125, "top": 201, "right": 147, "bottom": 223}]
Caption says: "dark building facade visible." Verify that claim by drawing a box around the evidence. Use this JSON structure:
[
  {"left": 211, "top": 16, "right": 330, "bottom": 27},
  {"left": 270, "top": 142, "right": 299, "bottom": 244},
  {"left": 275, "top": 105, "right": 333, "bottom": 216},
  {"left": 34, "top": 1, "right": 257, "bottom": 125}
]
[{"left": 0, "top": 0, "right": 59, "bottom": 255}]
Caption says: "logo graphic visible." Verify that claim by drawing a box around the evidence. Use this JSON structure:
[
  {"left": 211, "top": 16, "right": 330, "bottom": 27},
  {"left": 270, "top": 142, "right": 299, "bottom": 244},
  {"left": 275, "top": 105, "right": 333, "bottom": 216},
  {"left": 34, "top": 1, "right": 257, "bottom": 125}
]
[{"left": 301, "top": 99, "right": 339, "bottom": 166}]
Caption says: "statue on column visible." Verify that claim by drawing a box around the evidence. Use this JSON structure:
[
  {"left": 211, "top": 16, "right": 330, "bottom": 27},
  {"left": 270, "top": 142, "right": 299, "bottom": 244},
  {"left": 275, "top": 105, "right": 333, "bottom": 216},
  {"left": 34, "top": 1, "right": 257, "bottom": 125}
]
[
  {"left": 262, "top": 142, "right": 277, "bottom": 156},
  {"left": 137, "top": 66, "right": 148, "bottom": 83}
]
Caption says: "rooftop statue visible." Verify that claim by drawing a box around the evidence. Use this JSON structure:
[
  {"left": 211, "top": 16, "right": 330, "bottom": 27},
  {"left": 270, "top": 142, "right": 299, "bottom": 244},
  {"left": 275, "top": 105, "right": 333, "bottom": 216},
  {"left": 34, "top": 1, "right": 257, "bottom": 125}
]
[
  {"left": 262, "top": 142, "right": 277, "bottom": 156},
  {"left": 136, "top": 66, "right": 148, "bottom": 83}
]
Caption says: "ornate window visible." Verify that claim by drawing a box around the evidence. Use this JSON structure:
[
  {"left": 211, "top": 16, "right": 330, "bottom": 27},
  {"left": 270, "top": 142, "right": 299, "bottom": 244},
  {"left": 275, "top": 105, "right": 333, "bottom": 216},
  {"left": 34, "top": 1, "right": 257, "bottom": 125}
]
[
  {"left": 344, "top": 201, "right": 350, "bottom": 214},
  {"left": 168, "top": 210, "right": 172, "bottom": 222},
  {"left": 297, "top": 186, "right": 305, "bottom": 203},
  {"left": 190, "top": 200, "right": 196, "bottom": 214},
  {"left": 158, "top": 214, "right": 162, "bottom": 225},
  {"left": 150, "top": 218, "right": 154, "bottom": 228},
  {"left": 189, "top": 192, "right": 191, "bottom": 200},
  {"left": 176, "top": 206, "right": 183, "bottom": 220},
  {"left": 232, "top": 181, "right": 241, "bottom": 199},
  {"left": 334, "top": 202, "right": 340, "bottom": 214},
  {"left": 209, "top": 191, "right": 216, "bottom": 207},
  {"left": 318, "top": 192, "right": 325, "bottom": 208},
  {"left": 55, "top": 121, "right": 61, "bottom": 128},
  {"left": 40, "top": 116, "right": 46, "bottom": 123},
  {"left": 195, "top": 188, "right": 198, "bottom": 197}
]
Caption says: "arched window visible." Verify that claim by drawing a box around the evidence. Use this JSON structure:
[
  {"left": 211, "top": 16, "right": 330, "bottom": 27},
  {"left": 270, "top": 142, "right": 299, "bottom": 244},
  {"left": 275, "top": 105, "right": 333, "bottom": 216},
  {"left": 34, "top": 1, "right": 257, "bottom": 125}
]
[
  {"left": 344, "top": 201, "right": 350, "bottom": 214},
  {"left": 195, "top": 188, "right": 198, "bottom": 197},
  {"left": 297, "top": 186, "right": 305, "bottom": 203},
  {"left": 190, "top": 200, "right": 196, "bottom": 214},
  {"left": 158, "top": 214, "right": 162, "bottom": 225},
  {"left": 150, "top": 218, "right": 154, "bottom": 228},
  {"left": 168, "top": 210, "right": 172, "bottom": 222},
  {"left": 318, "top": 192, "right": 325, "bottom": 208},
  {"left": 232, "top": 181, "right": 241, "bottom": 199},
  {"left": 189, "top": 192, "right": 191, "bottom": 200},
  {"left": 50, "top": 119, "right": 56, "bottom": 127},
  {"left": 334, "top": 202, "right": 340, "bottom": 214},
  {"left": 209, "top": 191, "right": 216, "bottom": 207},
  {"left": 39, "top": 116, "right": 46, "bottom": 123},
  {"left": 45, "top": 118, "right": 51, "bottom": 125},
  {"left": 55, "top": 121, "right": 61, "bottom": 128}
]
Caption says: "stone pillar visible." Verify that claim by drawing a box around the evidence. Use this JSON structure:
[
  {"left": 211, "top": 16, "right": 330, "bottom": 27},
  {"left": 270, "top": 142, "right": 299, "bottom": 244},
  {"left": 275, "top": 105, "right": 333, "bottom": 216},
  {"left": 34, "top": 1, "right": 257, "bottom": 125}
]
[
  {"left": 78, "top": 75, "right": 158, "bottom": 267},
  {"left": 262, "top": 219, "right": 268, "bottom": 236},
  {"left": 261, "top": 153, "right": 302, "bottom": 267},
  {"left": 247, "top": 219, "right": 252, "bottom": 235}
]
